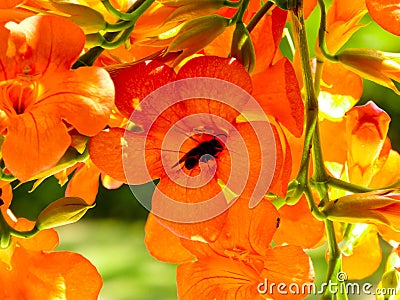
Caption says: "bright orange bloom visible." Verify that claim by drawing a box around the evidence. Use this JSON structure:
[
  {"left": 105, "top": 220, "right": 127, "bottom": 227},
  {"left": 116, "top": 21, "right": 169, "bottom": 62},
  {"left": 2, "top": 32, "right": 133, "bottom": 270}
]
[
  {"left": 62, "top": 159, "right": 123, "bottom": 205},
  {"left": 336, "top": 225, "right": 382, "bottom": 280},
  {"left": 145, "top": 197, "right": 314, "bottom": 300},
  {"left": 317, "top": 60, "right": 363, "bottom": 120},
  {"left": 318, "top": 101, "right": 400, "bottom": 279},
  {"left": 325, "top": 0, "right": 367, "bottom": 53},
  {"left": 346, "top": 101, "right": 391, "bottom": 185},
  {"left": 90, "top": 56, "right": 289, "bottom": 242},
  {"left": 248, "top": 7, "right": 304, "bottom": 138},
  {"left": 273, "top": 196, "right": 325, "bottom": 249},
  {"left": 0, "top": 184, "right": 102, "bottom": 299},
  {"left": 366, "top": 0, "right": 400, "bottom": 36},
  {"left": 205, "top": 7, "right": 304, "bottom": 140},
  {"left": 0, "top": 15, "right": 114, "bottom": 181}
]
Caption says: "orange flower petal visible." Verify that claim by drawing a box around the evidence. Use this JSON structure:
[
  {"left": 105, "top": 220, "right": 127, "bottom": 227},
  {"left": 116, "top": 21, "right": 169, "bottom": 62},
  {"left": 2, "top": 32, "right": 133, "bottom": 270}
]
[
  {"left": 177, "top": 256, "right": 264, "bottom": 300},
  {"left": 273, "top": 196, "right": 325, "bottom": 249},
  {"left": 66, "top": 160, "right": 100, "bottom": 205},
  {"left": 89, "top": 128, "right": 127, "bottom": 182},
  {"left": 203, "top": 26, "right": 234, "bottom": 58},
  {"left": 2, "top": 114, "right": 71, "bottom": 181},
  {"left": 319, "top": 118, "right": 348, "bottom": 164},
  {"left": 375, "top": 202, "right": 400, "bottom": 231},
  {"left": 208, "top": 197, "right": 279, "bottom": 256},
  {"left": 252, "top": 57, "right": 304, "bottom": 137},
  {"left": 377, "top": 224, "right": 400, "bottom": 243},
  {"left": 318, "top": 60, "right": 363, "bottom": 120},
  {"left": 177, "top": 55, "right": 252, "bottom": 93},
  {"left": 304, "top": 0, "right": 318, "bottom": 19},
  {"left": 5, "top": 16, "right": 85, "bottom": 76},
  {"left": 251, "top": 6, "right": 287, "bottom": 75},
  {"left": 14, "top": 218, "right": 59, "bottom": 251},
  {"left": 366, "top": 0, "right": 400, "bottom": 36},
  {"left": 144, "top": 213, "right": 195, "bottom": 263},
  {"left": 6, "top": 247, "right": 102, "bottom": 299},
  {"left": 342, "top": 229, "right": 382, "bottom": 280},
  {"left": 42, "top": 67, "right": 115, "bottom": 136},
  {"left": 101, "top": 174, "right": 123, "bottom": 189},
  {"left": 0, "top": 0, "right": 23, "bottom": 8},
  {"left": 261, "top": 245, "right": 314, "bottom": 300},
  {"left": 370, "top": 149, "right": 400, "bottom": 188},
  {"left": 321, "top": 61, "right": 363, "bottom": 100},
  {"left": 151, "top": 176, "right": 228, "bottom": 242},
  {"left": 249, "top": 200, "right": 281, "bottom": 256},
  {"left": 326, "top": 0, "right": 367, "bottom": 53},
  {"left": 109, "top": 60, "right": 176, "bottom": 119},
  {"left": 218, "top": 121, "right": 280, "bottom": 201},
  {"left": 268, "top": 122, "right": 292, "bottom": 197},
  {"left": 346, "top": 101, "right": 391, "bottom": 185},
  {"left": 0, "top": 183, "right": 13, "bottom": 210},
  {"left": 90, "top": 127, "right": 167, "bottom": 184}
]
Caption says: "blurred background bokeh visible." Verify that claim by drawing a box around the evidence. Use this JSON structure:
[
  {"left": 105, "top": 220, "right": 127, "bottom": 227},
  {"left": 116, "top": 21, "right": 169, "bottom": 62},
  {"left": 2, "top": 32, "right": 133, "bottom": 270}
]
[{"left": 9, "top": 5, "right": 400, "bottom": 300}]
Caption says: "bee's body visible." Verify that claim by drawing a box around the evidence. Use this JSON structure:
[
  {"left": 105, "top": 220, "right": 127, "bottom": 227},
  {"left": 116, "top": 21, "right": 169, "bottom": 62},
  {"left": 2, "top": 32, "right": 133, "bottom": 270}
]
[{"left": 173, "top": 138, "right": 224, "bottom": 170}]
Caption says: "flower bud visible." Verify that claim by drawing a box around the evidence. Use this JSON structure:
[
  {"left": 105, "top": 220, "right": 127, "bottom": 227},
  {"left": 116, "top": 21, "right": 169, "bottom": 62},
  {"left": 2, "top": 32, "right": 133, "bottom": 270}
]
[
  {"left": 337, "top": 48, "right": 400, "bottom": 95},
  {"left": 50, "top": 1, "right": 106, "bottom": 34},
  {"left": 36, "top": 197, "right": 94, "bottom": 230},
  {"left": 321, "top": 190, "right": 400, "bottom": 231},
  {"left": 167, "top": 15, "right": 229, "bottom": 66},
  {"left": 163, "top": 0, "right": 225, "bottom": 23},
  {"left": 346, "top": 101, "right": 390, "bottom": 185},
  {"left": 376, "top": 269, "right": 399, "bottom": 300},
  {"left": 230, "top": 22, "right": 256, "bottom": 73}
]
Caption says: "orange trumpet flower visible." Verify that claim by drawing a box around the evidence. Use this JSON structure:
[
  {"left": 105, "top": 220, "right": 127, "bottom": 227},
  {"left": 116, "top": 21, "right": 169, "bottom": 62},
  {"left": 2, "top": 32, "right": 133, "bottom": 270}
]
[
  {"left": 0, "top": 15, "right": 114, "bottom": 181},
  {"left": 0, "top": 184, "right": 102, "bottom": 299},
  {"left": 90, "top": 56, "right": 289, "bottom": 242},
  {"left": 145, "top": 196, "right": 314, "bottom": 300}
]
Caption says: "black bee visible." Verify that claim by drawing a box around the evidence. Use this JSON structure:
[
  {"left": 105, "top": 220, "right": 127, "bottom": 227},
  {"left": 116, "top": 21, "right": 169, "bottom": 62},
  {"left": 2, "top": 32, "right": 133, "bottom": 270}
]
[{"left": 173, "top": 137, "right": 224, "bottom": 170}]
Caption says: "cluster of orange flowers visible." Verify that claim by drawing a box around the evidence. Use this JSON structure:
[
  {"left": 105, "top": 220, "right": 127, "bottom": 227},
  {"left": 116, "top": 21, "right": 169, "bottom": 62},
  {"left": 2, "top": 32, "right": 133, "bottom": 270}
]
[{"left": 1, "top": 0, "right": 400, "bottom": 299}]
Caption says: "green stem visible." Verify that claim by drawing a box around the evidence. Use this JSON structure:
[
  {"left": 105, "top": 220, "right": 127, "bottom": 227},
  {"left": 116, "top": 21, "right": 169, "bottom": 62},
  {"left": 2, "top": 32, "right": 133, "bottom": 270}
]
[
  {"left": 314, "top": 57, "right": 324, "bottom": 98},
  {"left": 342, "top": 223, "right": 356, "bottom": 241},
  {"left": 104, "top": 20, "right": 135, "bottom": 32},
  {"left": 230, "top": 0, "right": 250, "bottom": 24},
  {"left": 0, "top": 207, "right": 41, "bottom": 248},
  {"left": 73, "top": 0, "right": 148, "bottom": 68},
  {"left": 101, "top": 0, "right": 154, "bottom": 21},
  {"left": 304, "top": 185, "right": 326, "bottom": 220},
  {"left": 289, "top": 4, "right": 318, "bottom": 199},
  {"left": 321, "top": 220, "right": 346, "bottom": 300},
  {"left": 0, "top": 169, "right": 15, "bottom": 182},
  {"left": 98, "top": 25, "right": 135, "bottom": 49},
  {"left": 311, "top": 123, "right": 330, "bottom": 206},
  {"left": 246, "top": 1, "right": 274, "bottom": 33},
  {"left": 9, "top": 226, "right": 39, "bottom": 239},
  {"left": 326, "top": 177, "right": 372, "bottom": 193},
  {"left": 131, "top": 0, "right": 155, "bottom": 22},
  {"left": 317, "top": 0, "right": 338, "bottom": 61},
  {"left": 0, "top": 211, "right": 10, "bottom": 248},
  {"left": 291, "top": 4, "right": 345, "bottom": 299},
  {"left": 224, "top": 0, "right": 243, "bottom": 7}
]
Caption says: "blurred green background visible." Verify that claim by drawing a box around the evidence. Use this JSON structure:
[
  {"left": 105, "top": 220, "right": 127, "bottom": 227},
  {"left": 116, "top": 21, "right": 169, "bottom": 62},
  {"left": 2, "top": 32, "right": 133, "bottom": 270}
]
[{"left": 9, "top": 5, "right": 400, "bottom": 300}]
